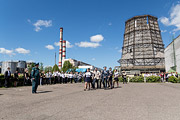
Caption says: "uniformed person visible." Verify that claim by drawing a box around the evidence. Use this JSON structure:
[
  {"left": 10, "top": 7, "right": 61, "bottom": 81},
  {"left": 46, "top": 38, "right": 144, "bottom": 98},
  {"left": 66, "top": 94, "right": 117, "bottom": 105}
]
[
  {"left": 122, "top": 70, "right": 127, "bottom": 84},
  {"left": 31, "top": 63, "right": 40, "bottom": 94},
  {"left": 102, "top": 66, "right": 109, "bottom": 89},
  {"left": 108, "top": 67, "right": 113, "bottom": 89}
]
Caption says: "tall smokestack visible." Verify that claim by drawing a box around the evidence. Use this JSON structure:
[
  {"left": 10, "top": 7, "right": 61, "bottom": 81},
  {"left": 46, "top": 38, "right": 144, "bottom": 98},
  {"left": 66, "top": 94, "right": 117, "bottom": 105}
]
[
  {"left": 59, "top": 27, "right": 63, "bottom": 69},
  {"left": 62, "top": 40, "right": 66, "bottom": 61}
]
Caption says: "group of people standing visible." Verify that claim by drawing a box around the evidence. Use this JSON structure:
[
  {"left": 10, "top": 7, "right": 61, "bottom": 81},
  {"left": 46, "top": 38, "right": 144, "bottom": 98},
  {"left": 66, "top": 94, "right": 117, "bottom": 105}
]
[{"left": 84, "top": 66, "right": 121, "bottom": 91}]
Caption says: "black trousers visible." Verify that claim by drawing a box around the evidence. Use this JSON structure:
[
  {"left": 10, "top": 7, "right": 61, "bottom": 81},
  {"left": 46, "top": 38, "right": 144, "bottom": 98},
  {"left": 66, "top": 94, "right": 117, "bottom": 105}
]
[
  {"left": 123, "top": 78, "right": 127, "bottom": 84},
  {"left": 5, "top": 77, "right": 10, "bottom": 87}
]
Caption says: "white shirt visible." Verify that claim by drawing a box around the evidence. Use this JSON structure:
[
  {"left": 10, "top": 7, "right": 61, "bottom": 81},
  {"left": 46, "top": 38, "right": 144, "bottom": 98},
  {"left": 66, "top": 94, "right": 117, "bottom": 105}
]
[{"left": 85, "top": 72, "right": 91, "bottom": 78}]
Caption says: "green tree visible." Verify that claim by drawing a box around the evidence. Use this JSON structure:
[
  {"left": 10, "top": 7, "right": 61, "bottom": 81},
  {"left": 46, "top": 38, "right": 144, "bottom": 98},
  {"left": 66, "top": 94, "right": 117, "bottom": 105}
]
[
  {"left": 45, "top": 66, "right": 53, "bottom": 73},
  {"left": 28, "top": 63, "right": 35, "bottom": 74},
  {"left": 52, "top": 64, "right": 60, "bottom": 72},
  {"left": 39, "top": 62, "right": 44, "bottom": 72},
  {"left": 62, "top": 61, "right": 73, "bottom": 73}
]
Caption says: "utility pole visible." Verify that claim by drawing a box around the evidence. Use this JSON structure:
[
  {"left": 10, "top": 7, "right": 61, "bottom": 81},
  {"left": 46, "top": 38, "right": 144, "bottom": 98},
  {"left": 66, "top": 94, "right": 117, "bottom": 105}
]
[{"left": 55, "top": 52, "right": 56, "bottom": 65}]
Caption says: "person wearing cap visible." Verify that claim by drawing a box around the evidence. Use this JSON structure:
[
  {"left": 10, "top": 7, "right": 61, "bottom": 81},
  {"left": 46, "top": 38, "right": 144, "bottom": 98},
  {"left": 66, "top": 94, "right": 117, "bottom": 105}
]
[
  {"left": 31, "top": 63, "right": 40, "bottom": 94},
  {"left": 4, "top": 67, "right": 11, "bottom": 88},
  {"left": 102, "top": 66, "right": 109, "bottom": 89},
  {"left": 108, "top": 67, "right": 113, "bottom": 89}
]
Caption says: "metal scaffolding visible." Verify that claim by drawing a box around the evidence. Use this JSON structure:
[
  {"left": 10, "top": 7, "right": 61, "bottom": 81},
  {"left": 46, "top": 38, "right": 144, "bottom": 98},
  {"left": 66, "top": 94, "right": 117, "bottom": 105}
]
[{"left": 118, "top": 15, "right": 165, "bottom": 71}]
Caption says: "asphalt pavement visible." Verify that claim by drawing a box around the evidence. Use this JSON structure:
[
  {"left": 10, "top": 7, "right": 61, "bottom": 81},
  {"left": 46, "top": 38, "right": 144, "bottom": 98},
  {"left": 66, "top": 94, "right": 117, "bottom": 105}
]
[{"left": 1, "top": 83, "right": 180, "bottom": 120}]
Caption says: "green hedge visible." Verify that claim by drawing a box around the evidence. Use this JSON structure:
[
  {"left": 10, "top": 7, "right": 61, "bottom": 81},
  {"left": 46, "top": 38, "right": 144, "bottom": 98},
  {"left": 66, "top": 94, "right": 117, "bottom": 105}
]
[
  {"left": 129, "top": 76, "right": 144, "bottom": 82},
  {"left": 146, "top": 76, "right": 161, "bottom": 82},
  {"left": 168, "top": 76, "right": 180, "bottom": 83}
]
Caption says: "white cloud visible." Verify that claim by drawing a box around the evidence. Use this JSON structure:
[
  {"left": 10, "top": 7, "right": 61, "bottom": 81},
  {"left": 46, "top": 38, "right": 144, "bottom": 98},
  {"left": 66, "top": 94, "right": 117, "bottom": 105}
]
[
  {"left": 90, "top": 34, "right": 104, "bottom": 42},
  {"left": 118, "top": 49, "right": 122, "bottom": 53},
  {"left": 92, "top": 58, "right": 96, "bottom": 61},
  {"left": 54, "top": 42, "right": 60, "bottom": 46},
  {"left": 161, "top": 30, "right": 167, "bottom": 33},
  {"left": 54, "top": 41, "right": 73, "bottom": 48},
  {"left": 15, "top": 48, "right": 30, "bottom": 54},
  {"left": 75, "top": 42, "right": 101, "bottom": 48},
  {"left": 160, "top": 17, "right": 170, "bottom": 26},
  {"left": 66, "top": 41, "right": 73, "bottom": 48},
  {"left": 33, "top": 20, "right": 52, "bottom": 32},
  {"left": 160, "top": 3, "right": 180, "bottom": 32},
  {"left": 45, "top": 45, "right": 54, "bottom": 50},
  {"left": 115, "top": 47, "right": 119, "bottom": 50},
  {"left": 108, "top": 22, "right": 112, "bottom": 26},
  {"left": 0, "top": 48, "right": 15, "bottom": 55},
  {"left": 27, "top": 19, "right": 31, "bottom": 23}
]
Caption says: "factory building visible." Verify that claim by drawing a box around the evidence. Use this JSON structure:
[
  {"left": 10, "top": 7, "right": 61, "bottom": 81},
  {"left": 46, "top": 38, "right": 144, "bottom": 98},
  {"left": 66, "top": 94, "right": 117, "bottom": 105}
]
[
  {"left": 1, "top": 60, "right": 28, "bottom": 74},
  {"left": 165, "top": 35, "right": 180, "bottom": 73},
  {"left": 62, "top": 58, "right": 99, "bottom": 70},
  {"left": 118, "top": 15, "right": 165, "bottom": 74}
]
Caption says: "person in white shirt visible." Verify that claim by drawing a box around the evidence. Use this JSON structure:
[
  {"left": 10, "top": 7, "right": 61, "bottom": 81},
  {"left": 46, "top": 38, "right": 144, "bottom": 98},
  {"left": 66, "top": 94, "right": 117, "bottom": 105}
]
[
  {"left": 69, "top": 72, "right": 74, "bottom": 83},
  {"left": 92, "top": 68, "right": 101, "bottom": 89},
  {"left": 113, "top": 69, "right": 119, "bottom": 88},
  {"left": 84, "top": 68, "right": 92, "bottom": 91}
]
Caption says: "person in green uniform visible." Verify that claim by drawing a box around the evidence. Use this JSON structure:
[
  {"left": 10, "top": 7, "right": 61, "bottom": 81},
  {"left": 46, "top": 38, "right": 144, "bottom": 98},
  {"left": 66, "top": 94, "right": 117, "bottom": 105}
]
[{"left": 31, "top": 63, "right": 40, "bottom": 94}]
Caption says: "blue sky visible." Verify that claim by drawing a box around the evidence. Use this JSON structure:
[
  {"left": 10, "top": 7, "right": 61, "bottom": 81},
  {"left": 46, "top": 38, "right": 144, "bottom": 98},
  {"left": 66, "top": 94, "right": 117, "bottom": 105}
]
[{"left": 0, "top": 0, "right": 180, "bottom": 69}]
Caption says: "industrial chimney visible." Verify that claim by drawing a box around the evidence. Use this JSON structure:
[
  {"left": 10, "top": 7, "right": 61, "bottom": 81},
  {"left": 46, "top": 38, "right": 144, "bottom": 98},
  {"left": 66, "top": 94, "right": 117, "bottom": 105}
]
[{"left": 59, "top": 27, "right": 63, "bottom": 69}]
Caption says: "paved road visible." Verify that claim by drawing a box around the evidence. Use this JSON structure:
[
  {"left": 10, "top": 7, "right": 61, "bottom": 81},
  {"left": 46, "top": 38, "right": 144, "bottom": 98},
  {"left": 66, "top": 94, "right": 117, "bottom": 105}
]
[{"left": 1, "top": 83, "right": 180, "bottom": 120}]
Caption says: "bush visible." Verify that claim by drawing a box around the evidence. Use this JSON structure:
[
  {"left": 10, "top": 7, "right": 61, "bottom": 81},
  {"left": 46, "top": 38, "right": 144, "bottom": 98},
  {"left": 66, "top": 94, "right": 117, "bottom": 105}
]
[
  {"left": 129, "top": 76, "right": 144, "bottom": 82},
  {"left": 146, "top": 75, "right": 161, "bottom": 82},
  {"left": 168, "top": 76, "right": 178, "bottom": 83},
  {"left": 118, "top": 77, "right": 123, "bottom": 82}
]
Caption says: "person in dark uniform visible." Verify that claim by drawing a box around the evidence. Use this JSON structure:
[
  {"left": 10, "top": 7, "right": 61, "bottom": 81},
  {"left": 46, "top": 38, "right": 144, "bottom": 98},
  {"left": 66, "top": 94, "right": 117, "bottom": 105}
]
[
  {"left": 31, "top": 63, "right": 40, "bottom": 94},
  {"left": 14, "top": 70, "right": 19, "bottom": 87},
  {"left": 102, "top": 66, "right": 109, "bottom": 89},
  {"left": 99, "top": 70, "right": 103, "bottom": 89},
  {"left": 108, "top": 67, "right": 113, "bottom": 89},
  {"left": 4, "top": 67, "right": 11, "bottom": 88},
  {"left": 122, "top": 70, "right": 127, "bottom": 84},
  {"left": 84, "top": 68, "right": 92, "bottom": 91}
]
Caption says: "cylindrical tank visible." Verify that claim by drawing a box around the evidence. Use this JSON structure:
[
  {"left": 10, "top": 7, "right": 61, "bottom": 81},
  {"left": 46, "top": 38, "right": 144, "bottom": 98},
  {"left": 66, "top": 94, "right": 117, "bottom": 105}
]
[{"left": 17, "top": 61, "right": 26, "bottom": 68}]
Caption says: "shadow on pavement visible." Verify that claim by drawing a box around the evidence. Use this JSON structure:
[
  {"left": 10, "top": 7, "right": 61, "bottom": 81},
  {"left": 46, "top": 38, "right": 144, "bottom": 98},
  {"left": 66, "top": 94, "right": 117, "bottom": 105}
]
[
  {"left": 37, "top": 91, "right": 53, "bottom": 94},
  {"left": 0, "top": 94, "right": 3, "bottom": 95}
]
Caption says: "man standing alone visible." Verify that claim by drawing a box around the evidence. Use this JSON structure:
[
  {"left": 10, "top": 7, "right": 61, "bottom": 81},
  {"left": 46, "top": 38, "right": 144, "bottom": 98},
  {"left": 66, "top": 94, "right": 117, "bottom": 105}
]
[
  {"left": 4, "top": 67, "right": 11, "bottom": 88},
  {"left": 31, "top": 63, "right": 40, "bottom": 94}
]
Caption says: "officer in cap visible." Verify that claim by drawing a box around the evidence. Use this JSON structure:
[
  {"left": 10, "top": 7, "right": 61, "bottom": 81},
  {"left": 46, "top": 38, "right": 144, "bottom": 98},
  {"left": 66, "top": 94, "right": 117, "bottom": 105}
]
[
  {"left": 102, "top": 66, "right": 109, "bottom": 89},
  {"left": 31, "top": 63, "right": 40, "bottom": 93},
  {"left": 108, "top": 67, "right": 113, "bottom": 89}
]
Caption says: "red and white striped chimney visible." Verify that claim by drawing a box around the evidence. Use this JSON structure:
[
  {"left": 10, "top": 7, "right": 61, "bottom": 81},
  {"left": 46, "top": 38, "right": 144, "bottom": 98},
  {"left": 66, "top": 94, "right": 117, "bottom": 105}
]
[
  {"left": 62, "top": 40, "right": 66, "bottom": 60},
  {"left": 59, "top": 27, "right": 63, "bottom": 69}
]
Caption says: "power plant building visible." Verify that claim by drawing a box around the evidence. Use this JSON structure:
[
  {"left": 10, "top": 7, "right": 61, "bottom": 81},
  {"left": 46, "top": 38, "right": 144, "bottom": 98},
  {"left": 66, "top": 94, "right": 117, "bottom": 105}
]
[
  {"left": 118, "top": 15, "right": 165, "bottom": 73},
  {"left": 165, "top": 35, "right": 180, "bottom": 73}
]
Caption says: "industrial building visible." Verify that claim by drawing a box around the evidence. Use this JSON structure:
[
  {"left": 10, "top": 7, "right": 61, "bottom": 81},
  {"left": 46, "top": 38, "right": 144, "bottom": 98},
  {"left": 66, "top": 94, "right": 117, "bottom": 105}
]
[
  {"left": 1, "top": 60, "right": 28, "bottom": 74},
  {"left": 62, "top": 58, "right": 96, "bottom": 70},
  {"left": 165, "top": 35, "right": 180, "bottom": 73},
  {"left": 118, "top": 15, "right": 165, "bottom": 74}
]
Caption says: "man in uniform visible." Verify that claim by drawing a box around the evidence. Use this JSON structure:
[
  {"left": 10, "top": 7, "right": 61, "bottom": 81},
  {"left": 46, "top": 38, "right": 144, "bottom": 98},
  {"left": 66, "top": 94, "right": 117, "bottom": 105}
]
[
  {"left": 31, "top": 63, "right": 40, "bottom": 94},
  {"left": 102, "top": 66, "right": 109, "bottom": 89},
  {"left": 108, "top": 67, "right": 113, "bottom": 89},
  {"left": 4, "top": 67, "right": 11, "bottom": 88}
]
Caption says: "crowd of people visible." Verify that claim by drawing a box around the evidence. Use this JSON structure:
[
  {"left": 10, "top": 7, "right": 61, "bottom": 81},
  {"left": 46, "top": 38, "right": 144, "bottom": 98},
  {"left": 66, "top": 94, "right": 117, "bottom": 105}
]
[
  {"left": 3, "top": 63, "right": 180, "bottom": 93},
  {"left": 143, "top": 72, "right": 179, "bottom": 82}
]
